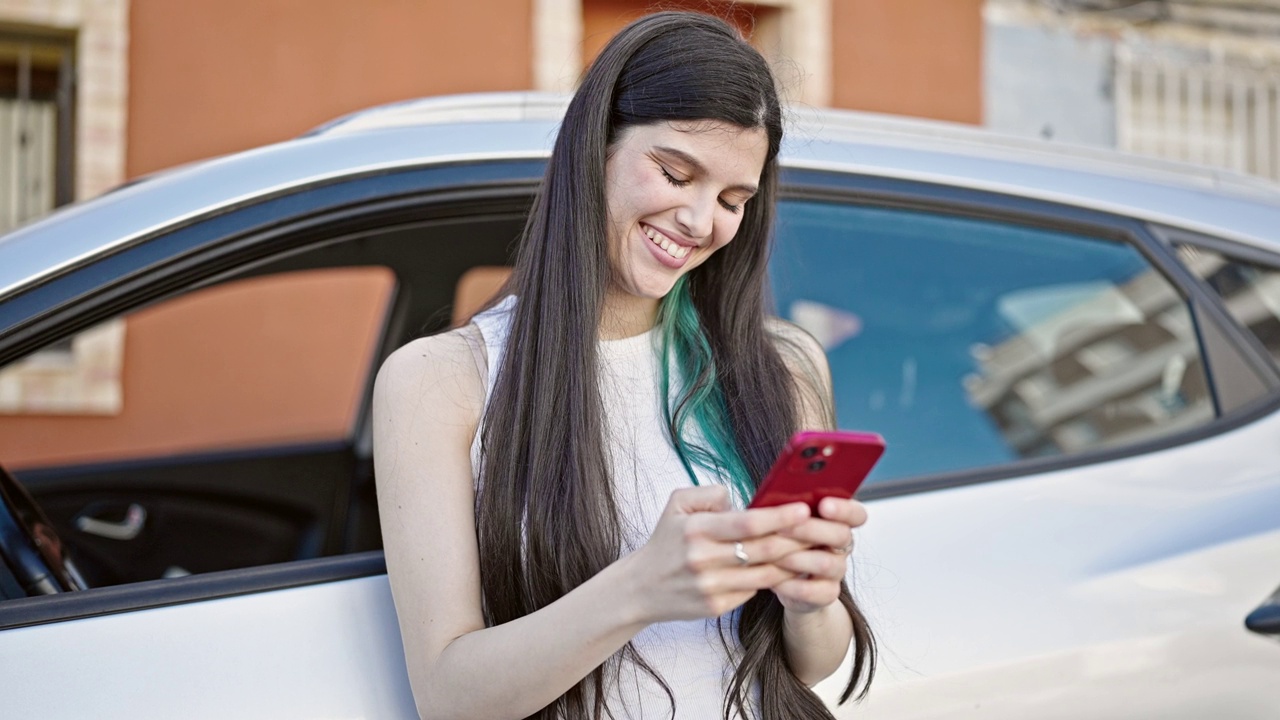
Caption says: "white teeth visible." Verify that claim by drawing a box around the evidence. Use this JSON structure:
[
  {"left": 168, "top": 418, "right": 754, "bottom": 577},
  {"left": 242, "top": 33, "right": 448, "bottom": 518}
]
[{"left": 643, "top": 225, "right": 689, "bottom": 260}]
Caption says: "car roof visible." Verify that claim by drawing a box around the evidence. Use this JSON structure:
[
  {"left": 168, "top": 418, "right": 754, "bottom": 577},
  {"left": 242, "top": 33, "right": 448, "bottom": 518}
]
[{"left": 2, "top": 91, "right": 1279, "bottom": 302}]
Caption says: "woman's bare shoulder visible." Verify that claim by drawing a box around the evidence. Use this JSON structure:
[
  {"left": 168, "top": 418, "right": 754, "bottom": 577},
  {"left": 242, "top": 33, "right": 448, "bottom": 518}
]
[
  {"left": 374, "top": 324, "right": 487, "bottom": 429},
  {"left": 765, "top": 316, "right": 835, "bottom": 430}
]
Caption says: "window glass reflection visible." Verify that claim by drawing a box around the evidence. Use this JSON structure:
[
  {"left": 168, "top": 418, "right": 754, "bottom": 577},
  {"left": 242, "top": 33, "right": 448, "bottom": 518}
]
[
  {"left": 1177, "top": 244, "right": 1280, "bottom": 367},
  {"left": 771, "top": 201, "right": 1213, "bottom": 483}
]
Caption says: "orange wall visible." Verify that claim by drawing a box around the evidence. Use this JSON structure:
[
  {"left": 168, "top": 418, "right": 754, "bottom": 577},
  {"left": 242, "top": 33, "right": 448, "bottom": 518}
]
[
  {"left": 831, "top": 0, "right": 983, "bottom": 124},
  {"left": 0, "top": 269, "right": 393, "bottom": 469},
  {"left": 13, "top": 0, "right": 537, "bottom": 471},
  {"left": 126, "top": 0, "right": 534, "bottom": 177}
]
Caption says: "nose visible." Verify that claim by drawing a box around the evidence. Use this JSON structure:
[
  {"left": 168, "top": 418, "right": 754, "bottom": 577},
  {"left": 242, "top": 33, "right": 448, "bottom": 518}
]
[{"left": 674, "top": 191, "right": 716, "bottom": 241}]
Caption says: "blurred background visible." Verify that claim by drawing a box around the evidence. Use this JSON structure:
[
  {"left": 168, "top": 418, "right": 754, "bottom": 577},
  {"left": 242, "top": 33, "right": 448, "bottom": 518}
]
[
  {"left": 6, "top": 0, "right": 1280, "bottom": 236},
  {"left": 2, "top": 0, "right": 1279, "bottom": 468}
]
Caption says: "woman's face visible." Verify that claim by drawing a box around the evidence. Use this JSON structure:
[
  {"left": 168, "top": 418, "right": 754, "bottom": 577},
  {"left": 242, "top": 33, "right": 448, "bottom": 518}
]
[{"left": 603, "top": 120, "right": 769, "bottom": 304}]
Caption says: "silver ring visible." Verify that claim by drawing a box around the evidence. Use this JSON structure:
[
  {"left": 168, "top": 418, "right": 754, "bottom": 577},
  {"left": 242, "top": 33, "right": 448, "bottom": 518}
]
[{"left": 733, "top": 541, "right": 750, "bottom": 566}]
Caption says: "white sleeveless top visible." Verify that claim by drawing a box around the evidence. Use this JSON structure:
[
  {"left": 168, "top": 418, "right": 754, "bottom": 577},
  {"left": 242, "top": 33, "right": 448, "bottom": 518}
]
[{"left": 469, "top": 296, "right": 756, "bottom": 719}]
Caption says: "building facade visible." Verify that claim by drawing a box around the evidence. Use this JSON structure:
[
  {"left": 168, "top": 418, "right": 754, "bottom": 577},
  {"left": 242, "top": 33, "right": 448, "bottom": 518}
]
[{"left": 987, "top": 0, "right": 1280, "bottom": 181}]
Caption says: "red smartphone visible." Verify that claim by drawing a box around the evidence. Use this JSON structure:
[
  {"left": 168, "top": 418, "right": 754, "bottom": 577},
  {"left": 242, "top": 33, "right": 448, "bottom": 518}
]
[{"left": 748, "top": 431, "right": 885, "bottom": 514}]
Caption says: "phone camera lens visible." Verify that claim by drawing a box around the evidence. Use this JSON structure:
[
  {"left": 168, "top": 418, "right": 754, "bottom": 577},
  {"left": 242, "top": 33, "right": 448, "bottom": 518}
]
[
  {"left": 801, "top": 446, "right": 819, "bottom": 459},
  {"left": 808, "top": 460, "right": 826, "bottom": 472}
]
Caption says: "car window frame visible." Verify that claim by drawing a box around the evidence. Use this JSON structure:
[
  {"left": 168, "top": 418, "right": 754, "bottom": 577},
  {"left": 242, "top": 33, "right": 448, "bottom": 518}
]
[
  {"left": 0, "top": 160, "right": 545, "bottom": 629},
  {"left": 0, "top": 160, "right": 546, "bottom": 365},
  {"left": 0, "top": 551, "right": 387, "bottom": 631},
  {"left": 778, "top": 168, "right": 1280, "bottom": 502},
  {"left": 1149, "top": 223, "right": 1280, "bottom": 378}
]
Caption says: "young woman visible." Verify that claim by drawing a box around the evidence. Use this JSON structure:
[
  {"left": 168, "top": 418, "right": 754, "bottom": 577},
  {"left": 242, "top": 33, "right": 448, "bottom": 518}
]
[{"left": 373, "top": 11, "right": 875, "bottom": 720}]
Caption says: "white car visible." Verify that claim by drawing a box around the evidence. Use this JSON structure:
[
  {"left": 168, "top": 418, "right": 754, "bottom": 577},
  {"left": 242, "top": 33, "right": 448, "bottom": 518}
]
[{"left": 0, "top": 93, "right": 1277, "bottom": 719}]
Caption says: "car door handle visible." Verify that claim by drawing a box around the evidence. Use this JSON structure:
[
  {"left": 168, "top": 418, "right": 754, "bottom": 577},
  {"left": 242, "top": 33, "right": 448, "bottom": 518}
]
[
  {"left": 75, "top": 503, "right": 147, "bottom": 541},
  {"left": 1246, "top": 585, "right": 1280, "bottom": 636}
]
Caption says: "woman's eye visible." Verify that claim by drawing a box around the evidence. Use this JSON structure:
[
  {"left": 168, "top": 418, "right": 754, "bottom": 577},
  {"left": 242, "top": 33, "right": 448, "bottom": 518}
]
[
  {"left": 659, "top": 166, "right": 690, "bottom": 187},
  {"left": 657, "top": 161, "right": 742, "bottom": 213}
]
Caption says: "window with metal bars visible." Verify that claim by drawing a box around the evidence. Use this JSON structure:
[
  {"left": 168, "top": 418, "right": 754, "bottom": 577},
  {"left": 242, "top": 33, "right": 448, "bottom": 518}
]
[
  {"left": 0, "top": 27, "right": 75, "bottom": 235},
  {"left": 1116, "top": 40, "right": 1280, "bottom": 181}
]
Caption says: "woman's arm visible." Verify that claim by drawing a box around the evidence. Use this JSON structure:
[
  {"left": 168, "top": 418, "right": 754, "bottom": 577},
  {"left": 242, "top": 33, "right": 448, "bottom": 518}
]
[
  {"left": 375, "top": 330, "right": 647, "bottom": 719},
  {"left": 767, "top": 319, "right": 866, "bottom": 685},
  {"left": 374, "top": 329, "right": 808, "bottom": 720}
]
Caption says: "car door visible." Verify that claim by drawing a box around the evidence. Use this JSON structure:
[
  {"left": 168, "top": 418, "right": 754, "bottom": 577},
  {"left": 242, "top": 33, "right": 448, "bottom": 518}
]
[
  {"left": 769, "top": 171, "right": 1280, "bottom": 719},
  {"left": 0, "top": 156, "right": 542, "bottom": 718},
  {"left": 2, "top": 265, "right": 395, "bottom": 586}
]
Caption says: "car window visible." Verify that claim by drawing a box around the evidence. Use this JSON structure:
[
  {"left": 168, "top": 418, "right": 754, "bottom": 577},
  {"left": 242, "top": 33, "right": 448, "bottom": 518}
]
[
  {"left": 770, "top": 200, "right": 1214, "bottom": 483},
  {"left": 0, "top": 267, "right": 395, "bottom": 468},
  {"left": 0, "top": 267, "right": 395, "bottom": 589},
  {"left": 1175, "top": 244, "right": 1280, "bottom": 368}
]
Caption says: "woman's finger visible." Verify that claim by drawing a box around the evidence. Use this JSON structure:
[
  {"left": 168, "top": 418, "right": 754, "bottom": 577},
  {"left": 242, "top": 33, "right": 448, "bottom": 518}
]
[
  {"left": 818, "top": 497, "right": 868, "bottom": 527},
  {"left": 772, "top": 576, "right": 842, "bottom": 613},
  {"left": 773, "top": 548, "right": 850, "bottom": 580},
  {"left": 665, "top": 485, "right": 734, "bottom": 515},
  {"left": 685, "top": 502, "right": 810, "bottom": 542},
  {"left": 703, "top": 534, "right": 809, "bottom": 569},
  {"left": 780, "top": 517, "right": 857, "bottom": 550},
  {"left": 702, "top": 564, "right": 798, "bottom": 594}
]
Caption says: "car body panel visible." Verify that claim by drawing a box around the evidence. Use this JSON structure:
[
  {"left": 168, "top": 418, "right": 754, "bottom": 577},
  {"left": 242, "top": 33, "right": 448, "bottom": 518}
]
[
  {"left": 5, "top": 93, "right": 1280, "bottom": 303},
  {"left": 0, "top": 121, "right": 558, "bottom": 303},
  {"left": 0, "top": 574, "right": 418, "bottom": 718},
  {"left": 816, "top": 402, "right": 1280, "bottom": 718}
]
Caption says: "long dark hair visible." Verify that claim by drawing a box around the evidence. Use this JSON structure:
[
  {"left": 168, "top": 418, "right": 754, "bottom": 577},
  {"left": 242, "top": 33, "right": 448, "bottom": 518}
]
[{"left": 475, "top": 11, "right": 874, "bottom": 719}]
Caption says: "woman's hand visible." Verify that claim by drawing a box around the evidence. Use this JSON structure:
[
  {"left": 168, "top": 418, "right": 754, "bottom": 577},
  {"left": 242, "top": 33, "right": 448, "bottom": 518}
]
[
  {"left": 771, "top": 496, "right": 868, "bottom": 614},
  {"left": 622, "top": 485, "right": 812, "bottom": 623}
]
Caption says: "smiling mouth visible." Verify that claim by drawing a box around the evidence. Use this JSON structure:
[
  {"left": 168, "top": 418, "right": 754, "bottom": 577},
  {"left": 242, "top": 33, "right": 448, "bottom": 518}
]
[{"left": 643, "top": 225, "right": 691, "bottom": 259}]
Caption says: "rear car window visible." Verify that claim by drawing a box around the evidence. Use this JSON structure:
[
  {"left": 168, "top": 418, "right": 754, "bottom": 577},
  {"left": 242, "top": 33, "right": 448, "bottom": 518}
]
[
  {"left": 1176, "top": 244, "right": 1280, "bottom": 368},
  {"left": 771, "top": 200, "right": 1214, "bottom": 483}
]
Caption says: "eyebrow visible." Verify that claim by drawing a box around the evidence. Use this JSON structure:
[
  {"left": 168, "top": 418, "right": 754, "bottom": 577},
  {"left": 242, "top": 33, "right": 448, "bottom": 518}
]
[{"left": 653, "top": 146, "right": 759, "bottom": 195}]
